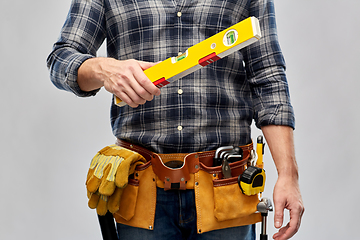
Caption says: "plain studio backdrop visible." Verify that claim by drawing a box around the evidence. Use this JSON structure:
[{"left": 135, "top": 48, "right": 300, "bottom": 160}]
[{"left": 1, "top": 0, "right": 359, "bottom": 239}]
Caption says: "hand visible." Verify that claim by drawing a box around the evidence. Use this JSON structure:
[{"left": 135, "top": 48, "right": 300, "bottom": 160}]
[
  {"left": 78, "top": 57, "right": 161, "bottom": 108},
  {"left": 260, "top": 125, "right": 304, "bottom": 239},
  {"left": 102, "top": 58, "right": 161, "bottom": 108},
  {"left": 272, "top": 176, "right": 304, "bottom": 240}
]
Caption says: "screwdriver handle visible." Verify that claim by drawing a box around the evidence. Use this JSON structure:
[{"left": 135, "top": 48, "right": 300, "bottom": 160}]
[{"left": 256, "top": 135, "right": 264, "bottom": 167}]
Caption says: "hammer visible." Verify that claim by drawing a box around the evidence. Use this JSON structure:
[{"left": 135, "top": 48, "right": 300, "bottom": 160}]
[{"left": 257, "top": 198, "right": 273, "bottom": 240}]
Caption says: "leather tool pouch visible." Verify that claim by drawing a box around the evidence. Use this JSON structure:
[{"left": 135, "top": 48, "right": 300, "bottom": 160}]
[
  {"left": 112, "top": 140, "right": 261, "bottom": 233},
  {"left": 194, "top": 151, "right": 262, "bottom": 233},
  {"left": 113, "top": 161, "right": 157, "bottom": 230},
  {"left": 213, "top": 176, "right": 260, "bottom": 221}
]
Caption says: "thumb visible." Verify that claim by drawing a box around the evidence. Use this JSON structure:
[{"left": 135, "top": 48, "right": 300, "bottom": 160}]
[{"left": 137, "top": 60, "right": 159, "bottom": 71}]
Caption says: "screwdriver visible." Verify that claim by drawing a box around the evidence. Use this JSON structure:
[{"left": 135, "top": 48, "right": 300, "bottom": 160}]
[{"left": 256, "top": 135, "right": 265, "bottom": 168}]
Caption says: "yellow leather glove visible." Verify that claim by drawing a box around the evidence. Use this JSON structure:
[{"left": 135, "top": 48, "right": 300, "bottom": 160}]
[
  {"left": 87, "top": 187, "right": 125, "bottom": 215},
  {"left": 86, "top": 144, "right": 146, "bottom": 215},
  {"left": 87, "top": 191, "right": 109, "bottom": 216}
]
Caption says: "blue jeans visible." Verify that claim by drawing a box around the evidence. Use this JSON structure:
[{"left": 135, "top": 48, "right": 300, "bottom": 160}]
[{"left": 117, "top": 187, "right": 255, "bottom": 240}]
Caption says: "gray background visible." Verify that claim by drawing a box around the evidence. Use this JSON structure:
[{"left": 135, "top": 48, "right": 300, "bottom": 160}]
[{"left": 1, "top": 0, "right": 359, "bottom": 239}]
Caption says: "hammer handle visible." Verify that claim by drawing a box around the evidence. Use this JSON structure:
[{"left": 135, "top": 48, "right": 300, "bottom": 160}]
[
  {"left": 260, "top": 234, "right": 268, "bottom": 240},
  {"left": 98, "top": 212, "right": 119, "bottom": 240}
]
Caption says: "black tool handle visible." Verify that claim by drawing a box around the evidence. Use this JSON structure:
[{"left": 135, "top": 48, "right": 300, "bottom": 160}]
[
  {"left": 98, "top": 212, "right": 119, "bottom": 240},
  {"left": 260, "top": 234, "right": 267, "bottom": 240}
]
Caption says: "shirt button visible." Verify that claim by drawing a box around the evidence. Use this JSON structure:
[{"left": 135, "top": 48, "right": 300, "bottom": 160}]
[
  {"left": 178, "top": 89, "right": 183, "bottom": 95},
  {"left": 177, "top": 12, "right": 182, "bottom": 17},
  {"left": 177, "top": 126, "right": 183, "bottom": 131}
]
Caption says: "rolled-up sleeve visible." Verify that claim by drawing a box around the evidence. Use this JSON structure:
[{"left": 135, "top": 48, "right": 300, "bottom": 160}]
[
  {"left": 242, "top": 0, "right": 295, "bottom": 129},
  {"left": 46, "top": 0, "right": 106, "bottom": 97}
]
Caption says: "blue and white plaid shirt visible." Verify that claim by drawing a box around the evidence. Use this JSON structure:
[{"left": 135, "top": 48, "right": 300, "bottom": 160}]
[{"left": 47, "top": 0, "right": 295, "bottom": 153}]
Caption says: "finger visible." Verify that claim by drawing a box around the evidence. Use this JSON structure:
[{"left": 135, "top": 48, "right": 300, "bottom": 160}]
[
  {"left": 273, "top": 206, "right": 304, "bottom": 240},
  {"left": 115, "top": 92, "right": 140, "bottom": 108},
  {"left": 273, "top": 220, "right": 298, "bottom": 240},
  {"left": 103, "top": 77, "right": 134, "bottom": 106},
  {"left": 272, "top": 223, "right": 289, "bottom": 240},
  {"left": 136, "top": 61, "right": 161, "bottom": 96},
  {"left": 112, "top": 77, "right": 145, "bottom": 108},
  {"left": 128, "top": 75, "right": 156, "bottom": 101},
  {"left": 117, "top": 64, "right": 157, "bottom": 104},
  {"left": 274, "top": 198, "right": 285, "bottom": 229},
  {"left": 282, "top": 205, "right": 303, "bottom": 238},
  {"left": 115, "top": 86, "right": 144, "bottom": 107},
  {"left": 139, "top": 61, "right": 160, "bottom": 96},
  {"left": 137, "top": 60, "right": 159, "bottom": 70}
]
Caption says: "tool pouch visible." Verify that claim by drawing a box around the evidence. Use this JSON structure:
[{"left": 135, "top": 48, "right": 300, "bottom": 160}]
[
  {"left": 194, "top": 155, "right": 261, "bottom": 233},
  {"left": 111, "top": 139, "right": 262, "bottom": 233},
  {"left": 116, "top": 178, "right": 138, "bottom": 221},
  {"left": 113, "top": 161, "right": 157, "bottom": 230},
  {"left": 213, "top": 176, "right": 260, "bottom": 221}
]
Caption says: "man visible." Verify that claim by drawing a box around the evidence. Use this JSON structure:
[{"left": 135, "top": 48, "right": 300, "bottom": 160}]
[{"left": 47, "top": 0, "right": 304, "bottom": 239}]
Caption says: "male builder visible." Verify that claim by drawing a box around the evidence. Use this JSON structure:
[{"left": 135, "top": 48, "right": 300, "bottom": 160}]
[{"left": 47, "top": 0, "right": 304, "bottom": 239}]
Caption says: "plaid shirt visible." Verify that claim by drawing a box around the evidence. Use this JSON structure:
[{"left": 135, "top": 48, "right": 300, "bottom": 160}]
[{"left": 47, "top": 0, "right": 295, "bottom": 153}]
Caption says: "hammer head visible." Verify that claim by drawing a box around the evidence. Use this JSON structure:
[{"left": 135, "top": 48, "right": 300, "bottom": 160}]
[{"left": 257, "top": 198, "right": 273, "bottom": 213}]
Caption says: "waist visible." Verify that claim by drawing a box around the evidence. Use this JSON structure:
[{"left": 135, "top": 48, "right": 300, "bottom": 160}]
[
  {"left": 116, "top": 138, "right": 253, "bottom": 166},
  {"left": 116, "top": 138, "right": 253, "bottom": 190},
  {"left": 112, "top": 116, "right": 253, "bottom": 153}
]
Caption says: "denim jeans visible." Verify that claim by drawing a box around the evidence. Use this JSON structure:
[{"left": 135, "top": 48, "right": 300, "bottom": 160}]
[{"left": 117, "top": 187, "right": 255, "bottom": 240}]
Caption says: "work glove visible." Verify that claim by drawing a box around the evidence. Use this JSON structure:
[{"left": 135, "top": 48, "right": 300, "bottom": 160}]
[
  {"left": 86, "top": 144, "right": 146, "bottom": 215},
  {"left": 87, "top": 186, "right": 125, "bottom": 215},
  {"left": 87, "top": 191, "right": 109, "bottom": 216}
]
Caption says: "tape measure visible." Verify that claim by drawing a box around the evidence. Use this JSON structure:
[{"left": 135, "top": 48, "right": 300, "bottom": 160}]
[{"left": 238, "top": 166, "right": 266, "bottom": 196}]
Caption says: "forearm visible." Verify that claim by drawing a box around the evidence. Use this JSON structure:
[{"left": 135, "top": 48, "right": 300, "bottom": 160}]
[
  {"left": 77, "top": 57, "right": 106, "bottom": 92},
  {"left": 261, "top": 125, "right": 298, "bottom": 180},
  {"left": 261, "top": 125, "right": 304, "bottom": 240}
]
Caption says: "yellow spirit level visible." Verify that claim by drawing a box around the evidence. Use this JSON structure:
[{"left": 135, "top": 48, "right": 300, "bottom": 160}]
[{"left": 115, "top": 16, "right": 261, "bottom": 106}]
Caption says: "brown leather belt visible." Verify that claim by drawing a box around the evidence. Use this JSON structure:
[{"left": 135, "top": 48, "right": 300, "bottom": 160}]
[{"left": 116, "top": 139, "right": 253, "bottom": 190}]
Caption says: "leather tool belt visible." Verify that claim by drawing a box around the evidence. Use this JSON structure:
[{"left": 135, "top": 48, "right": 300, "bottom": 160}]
[
  {"left": 114, "top": 139, "right": 262, "bottom": 233},
  {"left": 115, "top": 139, "right": 253, "bottom": 191}
]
